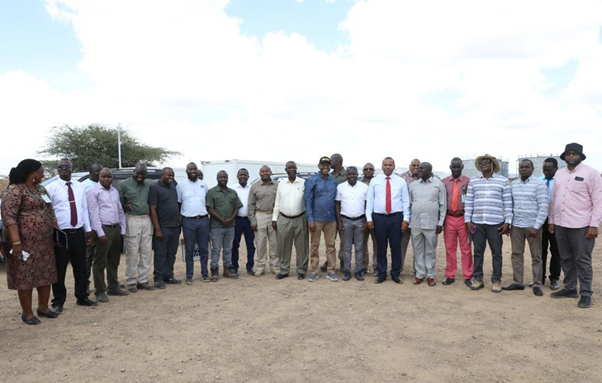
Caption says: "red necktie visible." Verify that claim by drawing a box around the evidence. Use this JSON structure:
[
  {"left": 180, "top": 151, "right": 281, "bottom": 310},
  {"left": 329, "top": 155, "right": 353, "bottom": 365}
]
[
  {"left": 66, "top": 182, "right": 77, "bottom": 227},
  {"left": 451, "top": 179, "right": 459, "bottom": 211},
  {"left": 385, "top": 176, "right": 392, "bottom": 213}
]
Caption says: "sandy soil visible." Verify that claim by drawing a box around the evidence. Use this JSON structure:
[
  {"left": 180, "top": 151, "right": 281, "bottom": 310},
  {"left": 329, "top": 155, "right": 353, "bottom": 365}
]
[{"left": 1, "top": 234, "right": 601, "bottom": 383}]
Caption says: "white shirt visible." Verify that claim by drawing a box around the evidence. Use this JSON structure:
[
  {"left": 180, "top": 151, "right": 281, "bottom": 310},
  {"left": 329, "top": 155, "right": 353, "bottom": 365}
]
[
  {"left": 234, "top": 183, "right": 251, "bottom": 217},
  {"left": 272, "top": 177, "right": 305, "bottom": 220},
  {"left": 366, "top": 173, "right": 411, "bottom": 222},
  {"left": 46, "top": 178, "right": 91, "bottom": 231},
  {"left": 336, "top": 181, "right": 368, "bottom": 218},
  {"left": 176, "top": 178, "right": 209, "bottom": 217}
]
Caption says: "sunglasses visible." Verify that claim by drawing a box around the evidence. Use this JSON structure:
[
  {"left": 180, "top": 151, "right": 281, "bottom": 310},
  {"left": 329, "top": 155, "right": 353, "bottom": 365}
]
[
  {"left": 479, "top": 160, "right": 492, "bottom": 165},
  {"left": 363, "top": 167, "right": 374, "bottom": 171},
  {"left": 58, "top": 165, "right": 72, "bottom": 170}
]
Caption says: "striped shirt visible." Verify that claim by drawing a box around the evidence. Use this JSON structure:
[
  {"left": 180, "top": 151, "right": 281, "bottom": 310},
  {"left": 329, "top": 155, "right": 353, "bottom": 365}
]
[
  {"left": 464, "top": 173, "right": 513, "bottom": 225},
  {"left": 511, "top": 176, "right": 548, "bottom": 229}
]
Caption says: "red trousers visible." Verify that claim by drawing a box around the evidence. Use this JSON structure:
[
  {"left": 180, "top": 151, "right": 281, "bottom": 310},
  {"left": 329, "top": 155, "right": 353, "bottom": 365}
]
[{"left": 443, "top": 215, "right": 473, "bottom": 279}]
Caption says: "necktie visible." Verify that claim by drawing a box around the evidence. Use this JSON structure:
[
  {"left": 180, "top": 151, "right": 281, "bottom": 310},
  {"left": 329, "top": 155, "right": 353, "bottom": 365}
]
[
  {"left": 451, "top": 179, "right": 459, "bottom": 211},
  {"left": 546, "top": 178, "right": 550, "bottom": 187},
  {"left": 385, "top": 176, "right": 392, "bottom": 213},
  {"left": 66, "top": 182, "right": 77, "bottom": 227}
]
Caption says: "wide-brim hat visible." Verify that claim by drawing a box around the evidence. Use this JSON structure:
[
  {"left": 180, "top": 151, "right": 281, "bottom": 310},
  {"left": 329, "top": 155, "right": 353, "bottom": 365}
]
[
  {"left": 474, "top": 154, "right": 500, "bottom": 173},
  {"left": 560, "top": 142, "right": 586, "bottom": 161}
]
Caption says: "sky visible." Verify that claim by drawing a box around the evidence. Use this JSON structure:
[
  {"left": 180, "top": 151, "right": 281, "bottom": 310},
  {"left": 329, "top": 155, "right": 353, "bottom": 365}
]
[{"left": 1, "top": 0, "right": 602, "bottom": 176}]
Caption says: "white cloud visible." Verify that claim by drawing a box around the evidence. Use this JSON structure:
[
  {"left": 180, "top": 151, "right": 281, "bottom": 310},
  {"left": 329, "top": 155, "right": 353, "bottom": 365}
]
[{"left": 1, "top": 0, "right": 602, "bottom": 176}]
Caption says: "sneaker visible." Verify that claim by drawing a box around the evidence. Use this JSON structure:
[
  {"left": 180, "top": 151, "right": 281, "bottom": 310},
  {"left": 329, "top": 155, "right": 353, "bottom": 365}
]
[
  {"left": 127, "top": 284, "right": 138, "bottom": 293},
  {"left": 154, "top": 281, "right": 166, "bottom": 290},
  {"left": 471, "top": 280, "right": 484, "bottom": 290},
  {"left": 342, "top": 271, "right": 351, "bottom": 281},
  {"left": 95, "top": 292, "right": 109, "bottom": 303},
  {"left": 308, "top": 273, "right": 318, "bottom": 282},
  {"left": 550, "top": 280, "right": 560, "bottom": 291},
  {"left": 442, "top": 277, "right": 455, "bottom": 285},
  {"left": 185, "top": 277, "right": 193, "bottom": 285},
  {"left": 550, "top": 288, "right": 579, "bottom": 299},
  {"left": 255, "top": 269, "right": 265, "bottom": 277},
  {"left": 326, "top": 273, "right": 339, "bottom": 282},
  {"left": 137, "top": 282, "right": 156, "bottom": 291},
  {"left": 491, "top": 282, "right": 502, "bottom": 293},
  {"left": 201, "top": 275, "right": 210, "bottom": 283}
]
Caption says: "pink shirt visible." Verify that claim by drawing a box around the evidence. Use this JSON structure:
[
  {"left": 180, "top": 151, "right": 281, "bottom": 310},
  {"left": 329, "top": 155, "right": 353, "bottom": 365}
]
[
  {"left": 86, "top": 183, "right": 126, "bottom": 237},
  {"left": 548, "top": 163, "right": 602, "bottom": 228}
]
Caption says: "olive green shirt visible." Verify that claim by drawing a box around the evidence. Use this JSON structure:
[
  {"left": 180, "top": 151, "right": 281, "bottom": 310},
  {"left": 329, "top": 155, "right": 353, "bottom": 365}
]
[
  {"left": 361, "top": 177, "right": 373, "bottom": 186},
  {"left": 330, "top": 168, "right": 348, "bottom": 185},
  {"left": 206, "top": 186, "right": 243, "bottom": 228},
  {"left": 117, "top": 177, "right": 152, "bottom": 215},
  {"left": 248, "top": 180, "right": 277, "bottom": 226}
]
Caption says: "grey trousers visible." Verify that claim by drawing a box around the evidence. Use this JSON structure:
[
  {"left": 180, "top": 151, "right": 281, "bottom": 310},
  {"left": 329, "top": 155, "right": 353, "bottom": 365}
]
[
  {"left": 210, "top": 227, "right": 235, "bottom": 269},
  {"left": 277, "top": 214, "right": 309, "bottom": 274},
  {"left": 341, "top": 217, "right": 365, "bottom": 273},
  {"left": 411, "top": 228, "right": 438, "bottom": 279},
  {"left": 555, "top": 226, "right": 595, "bottom": 297},
  {"left": 401, "top": 228, "right": 411, "bottom": 272},
  {"left": 510, "top": 226, "right": 543, "bottom": 286}
]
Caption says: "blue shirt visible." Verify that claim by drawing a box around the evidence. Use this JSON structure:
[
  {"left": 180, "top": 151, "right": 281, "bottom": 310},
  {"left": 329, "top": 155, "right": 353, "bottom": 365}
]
[
  {"left": 540, "top": 175, "right": 554, "bottom": 202},
  {"left": 304, "top": 174, "right": 337, "bottom": 222}
]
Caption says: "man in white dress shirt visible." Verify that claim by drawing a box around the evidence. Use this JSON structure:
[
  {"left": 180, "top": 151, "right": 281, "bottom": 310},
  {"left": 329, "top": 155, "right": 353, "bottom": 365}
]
[
  {"left": 336, "top": 166, "right": 369, "bottom": 281},
  {"left": 46, "top": 158, "right": 97, "bottom": 312},
  {"left": 366, "top": 157, "right": 411, "bottom": 284}
]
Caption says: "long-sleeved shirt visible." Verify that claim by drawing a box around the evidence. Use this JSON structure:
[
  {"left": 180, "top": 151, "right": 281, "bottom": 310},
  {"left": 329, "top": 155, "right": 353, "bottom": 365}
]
[
  {"left": 248, "top": 180, "right": 277, "bottom": 226},
  {"left": 511, "top": 176, "right": 548, "bottom": 229},
  {"left": 548, "top": 163, "right": 602, "bottom": 228},
  {"left": 86, "top": 183, "right": 126, "bottom": 237},
  {"left": 117, "top": 177, "right": 152, "bottom": 215},
  {"left": 366, "top": 173, "right": 410, "bottom": 222},
  {"left": 234, "top": 183, "right": 251, "bottom": 217},
  {"left": 400, "top": 170, "right": 420, "bottom": 188},
  {"left": 441, "top": 175, "right": 470, "bottom": 214},
  {"left": 464, "top": 173, "right": 513, "bottom": 225},
  {"left": 272, "top": 177, "right": 305, "bottom": 221},
  {"left": 304, "top": 174, "right": 337, "bottom": 223},
  {"left": 46, "top": 178, "right": 91, "bottom": 231},
  {"left": 408, "top": 177, "right": 447, "bottom": 229}
]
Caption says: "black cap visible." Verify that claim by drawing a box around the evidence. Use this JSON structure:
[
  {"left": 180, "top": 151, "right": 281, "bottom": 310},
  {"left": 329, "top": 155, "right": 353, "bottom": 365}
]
[
  {"left": 560, "top": 143, "right": 586, "bottom": 161},
  {"left": 319, "top": 156, "right": 331, "bottom": 164}
]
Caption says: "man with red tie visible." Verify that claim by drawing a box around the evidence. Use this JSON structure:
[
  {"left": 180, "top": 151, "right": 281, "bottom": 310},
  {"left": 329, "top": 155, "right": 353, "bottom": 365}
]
[
  {"left": 46, "top": 158, "right": 98, "bottom": 313},
  {"left": 366, "top": 157, "right": 411, "bottom": 284},
  {"left": 441, "top": 157, "right": 474, "bottom": 287}
]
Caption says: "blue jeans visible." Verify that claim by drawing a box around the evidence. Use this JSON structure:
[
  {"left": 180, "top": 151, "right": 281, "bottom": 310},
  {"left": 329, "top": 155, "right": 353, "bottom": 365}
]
[
  {"left": 210, "top": 227, "right": 235, "bottom": 269},
  {"left": 153, "top": 226, "right": 180, "bottom": 281},
  {"left": 373, "top": 213, "right": 403, "bottom": 278},
  {"left": 182, "top": 217, "right": 210, "bottom": 279},
  {"left": 232, "top": 217, "right": 255, "bottom": 271}
]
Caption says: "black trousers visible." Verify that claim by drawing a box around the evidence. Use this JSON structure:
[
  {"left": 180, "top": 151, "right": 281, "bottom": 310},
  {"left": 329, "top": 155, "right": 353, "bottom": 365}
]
[
  {"left": 52, "top": 228, "right": 88, "bottom": 307},
  {"left": 541, "top": 218, "right": 561, "bottom": 283}
]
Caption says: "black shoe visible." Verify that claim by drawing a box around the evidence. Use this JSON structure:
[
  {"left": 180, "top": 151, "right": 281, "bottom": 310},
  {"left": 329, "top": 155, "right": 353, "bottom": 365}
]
[
  {"left": 464, "top": 278, "right": 473, "bottom": 287},
  {"left": 37, "top": 309, "right": 59, "bottom": 318},
  {"left": 107, "top": 288, "right": 129, "bottom": 296},
  {"left": 355, "top": 272, "right": 364, "bottom": 281},
  {"left": 297, "top": 273, "right": 305, "bottom": 280},
  {"left": 164, "top": 277, "right": 182, "bottom": 285},
  {"left": 372, "top": 268, "right": 379, "bottom": 277},
  {"left": 52, "top": 305, "right": 64, "bottom": 314},
  {"left": 342, "top": 271, "right": 351, "bottom": 281},
  {"left": 392, "top": 276, "right": 403, "bottom": 284},
  {"left": 154, "top": 281, "right": 166, "bottom": 289},
  {"left": 340, "top": 260, "right": 344, "bottom": 271},
  {"left": 550, "top": 288, "right": 579, "bottom": 299},
  {"left": 442, "top": 277, "right": 455, "bottom": 285},
  {"left": 247, "top": 268, "right": 255, "bottom": 276},
  {"left": 22, "top": 315, "right": 41, "bottom": 325},
  {"left": 276, "top": 273, "right": 289, "bottom": 280},
  {"left": 533, "top": 286, "right": 544, "bottom": 296},
  {"left": 319, "top": 261, "right": 328, "bottom": 273},
  {"left": 360, "top": 268, "right": 368, "bottom": 276},
  {"left": 502, "top": 283, "right": 525, "bottom": 291},
  {"left": 578, "top": 295, "right": 592, "bottom": 308},
  {"left": 375, "top": 276, "right": 386, "bottom": 284},
  {"left": 76, "top": 298, "right": 99, "bottom": 307}
]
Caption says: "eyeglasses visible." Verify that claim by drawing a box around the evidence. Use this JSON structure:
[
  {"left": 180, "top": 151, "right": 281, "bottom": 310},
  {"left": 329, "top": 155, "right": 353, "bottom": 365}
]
[
  {"left": 363, "top": 168, "right": 374, "bottom": 171},
  {"left": 58, "top": 165, "right": 72, "bottom": 170}
]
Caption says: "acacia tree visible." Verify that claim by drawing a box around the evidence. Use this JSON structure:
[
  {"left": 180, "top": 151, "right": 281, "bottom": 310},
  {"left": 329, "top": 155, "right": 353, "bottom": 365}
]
[{"left": 39, "top": 124, "right": 180, "bottom": 173}]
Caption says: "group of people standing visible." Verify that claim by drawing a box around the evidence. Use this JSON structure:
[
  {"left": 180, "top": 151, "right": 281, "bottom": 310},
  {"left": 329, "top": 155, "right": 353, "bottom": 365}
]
[{"left": 1, "top": 142, "right": 600, "bottom": 325}]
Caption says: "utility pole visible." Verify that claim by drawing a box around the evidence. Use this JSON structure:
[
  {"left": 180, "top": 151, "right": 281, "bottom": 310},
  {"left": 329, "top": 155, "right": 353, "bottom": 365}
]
[{"left": 117, "top": 124, "right": 122, "bottom": 169}]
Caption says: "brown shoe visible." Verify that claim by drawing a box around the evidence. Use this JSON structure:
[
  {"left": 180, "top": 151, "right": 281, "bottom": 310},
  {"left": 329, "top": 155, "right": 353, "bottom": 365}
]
[
  {"left": 136, "top": 282, "right": 156, "bottom": 291},
  {"left": 427, "top": 278, "right": 436, "bottom": 286},
  {"left": 223, "top": 266, "right": 238, "bottom": 279},
  {"left": 210, "top": 267, "right": 219, "bottom": 282},
  {"left": 413, "top": 277, "right": 423, "bottom": 285}
]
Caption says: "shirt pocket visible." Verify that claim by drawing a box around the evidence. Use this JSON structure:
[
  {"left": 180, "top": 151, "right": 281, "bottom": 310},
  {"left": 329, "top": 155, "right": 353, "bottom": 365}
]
[{"left": 570, "top": 180, "right": 588, "bottom": 195}]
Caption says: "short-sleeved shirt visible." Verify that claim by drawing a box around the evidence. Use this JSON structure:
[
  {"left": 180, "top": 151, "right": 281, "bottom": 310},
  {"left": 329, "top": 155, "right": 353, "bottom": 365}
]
[
  {"left": 176, "top": 178, "right": 209, "bottom": 217},
  {"left": 336, "top": 181, "right": 368, "bottom": 218},
  {"left": 149, "top": 180, "right": 180, "bottom": 228},
  {"left": 117, "top": 177, "right": 152, "bottom": 215},
  {"left": 206, "top": 186, "right": 243, "bottom": 228},
  {"left": 330, "top": 168, "right": 348, "bottom": 185}
]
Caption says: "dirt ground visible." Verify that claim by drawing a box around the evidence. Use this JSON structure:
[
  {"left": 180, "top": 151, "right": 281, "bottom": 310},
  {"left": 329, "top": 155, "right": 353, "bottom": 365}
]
[{"left": 1, "top": 235, "right": 601, "bottom": 383}]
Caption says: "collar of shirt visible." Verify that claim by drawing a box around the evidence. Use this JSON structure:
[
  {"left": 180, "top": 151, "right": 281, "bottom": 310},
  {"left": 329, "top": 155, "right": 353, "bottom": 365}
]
[{"left": 517, "top": 175, "right": 534, "bottom": 184}]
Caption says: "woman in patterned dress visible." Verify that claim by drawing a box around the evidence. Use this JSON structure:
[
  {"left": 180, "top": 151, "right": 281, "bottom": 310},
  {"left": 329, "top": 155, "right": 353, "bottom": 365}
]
[{"left": 1, "top": 159, "right": 59, "bottom": 325}]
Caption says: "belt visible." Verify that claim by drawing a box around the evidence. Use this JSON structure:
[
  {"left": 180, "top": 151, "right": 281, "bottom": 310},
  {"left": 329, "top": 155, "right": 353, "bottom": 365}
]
[
  {"left": 446, "top": 210, "right": 464, "bottom": 217},
  {"left": 373, "top": 212, "right": 401, "bottom": 217},
  {"left": 237, "top": 216, "right": 249, "bottom": 220},
  {"left": 185, "top": 214, "right": 208, "bottom": 219},
  {"left": 102, "top": 223, "right": 120, "bottom": 228},
  {"left": 256, "top": 210, "right": 273, "bottom": 213},
  {"left": 341, "top": 214, "right": 366, "bottom": 221},
  {"left": 280, "top": 211, "right": 305, "bottom": 219},
  {"left": 64, "top": 227, "right": 84, "bottom": 234}
]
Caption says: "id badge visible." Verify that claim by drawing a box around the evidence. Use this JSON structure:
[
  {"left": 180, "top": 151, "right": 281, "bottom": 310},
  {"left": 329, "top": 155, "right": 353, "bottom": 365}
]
[
  {"left": 42, "top": 194, "right": 51, "bottom": 203},
  {"left": 461, "top": 194, "right": 465, "bottom": 203}
]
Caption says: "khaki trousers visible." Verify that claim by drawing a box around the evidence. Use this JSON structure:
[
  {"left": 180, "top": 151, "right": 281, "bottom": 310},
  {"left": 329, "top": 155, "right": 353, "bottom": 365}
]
[
  {"left": 255, "top": 211, "right": 279, "bottom": 272},
  {"left": 124, "top": 214, "right": 153, "bottom": 285},
  {"left": 309, "top": 221, "right": 337, "bottom": 274},
  {"left": 277, "top": 214, "right": 309, "bottom": 274},
  {"left": 510, "top": 226, "right": 543, "bottom": 286}
]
